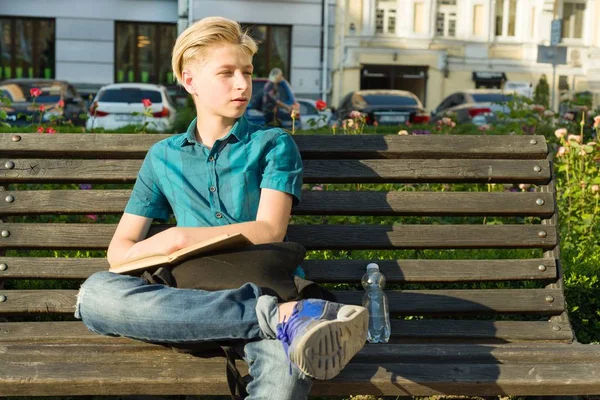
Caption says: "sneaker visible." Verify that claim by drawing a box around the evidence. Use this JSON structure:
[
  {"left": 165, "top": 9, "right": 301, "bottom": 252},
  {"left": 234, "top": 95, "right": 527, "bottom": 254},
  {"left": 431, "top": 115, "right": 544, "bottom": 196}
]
[{"left": 276, "top": 298, "right": 368, "bottom": 380}]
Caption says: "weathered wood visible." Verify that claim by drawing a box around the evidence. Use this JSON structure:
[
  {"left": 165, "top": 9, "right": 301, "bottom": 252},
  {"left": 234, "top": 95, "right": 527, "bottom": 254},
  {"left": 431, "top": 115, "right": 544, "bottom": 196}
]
[
  {"left": 0, "top": 223, "right": 558, "bottom": 250},
  {"left": 0, "top": 190, "right": 556, "bottom": 217},
  {"left": 1, "top": 133, "right": 549, "bottom": 160},
  {"left": 1, "top": 343, "right": 599, "bottom": 396},
  {"left": 0, "top": 257, "right": 557, "bottom": 282},
  {"left": 0, "top": 159, "right": 552, "bottom": 184},
  {"left": 0, "top": 319, "right": 573, "bottom": 343},
  {"left": 0, "top": 289, "right": 564, "bottom": 315}
]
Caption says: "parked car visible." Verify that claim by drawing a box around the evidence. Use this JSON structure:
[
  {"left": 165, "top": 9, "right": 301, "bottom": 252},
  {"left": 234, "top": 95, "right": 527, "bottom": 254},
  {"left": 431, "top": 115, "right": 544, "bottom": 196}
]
[
  {"left": 245, "top": 78, "right": 301, "bottom": 130},
  {"left": 86, "top": 83, "right": 177, "bottom": 132},
  {"left": 432, "top": 90, "right": 514, "bottom": 125},
  {"left": 296, "top": 97, "right": 333, "bottom": 130},
  {"left": 0, "top": 78, "right": 87, "bottom": 126},
  {"left": 336, "top": 90, "right": 430, "bottom": 125}
]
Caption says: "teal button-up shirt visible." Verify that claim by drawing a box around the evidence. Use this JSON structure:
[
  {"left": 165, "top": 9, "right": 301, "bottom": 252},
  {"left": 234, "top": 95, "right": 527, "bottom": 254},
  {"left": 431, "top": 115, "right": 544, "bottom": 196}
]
[{"left": 124, "top": 116, "right": 303, "bottom": 228}]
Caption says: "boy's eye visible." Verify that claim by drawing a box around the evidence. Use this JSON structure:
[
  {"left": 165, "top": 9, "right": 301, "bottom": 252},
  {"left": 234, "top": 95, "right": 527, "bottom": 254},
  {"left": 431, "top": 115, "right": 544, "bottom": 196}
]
[
  {"left": 244, "top": 72, "right": 253, "bottom": 76},
  {"left": 220, "top": 71, "right": 233, "bottom": 75}
]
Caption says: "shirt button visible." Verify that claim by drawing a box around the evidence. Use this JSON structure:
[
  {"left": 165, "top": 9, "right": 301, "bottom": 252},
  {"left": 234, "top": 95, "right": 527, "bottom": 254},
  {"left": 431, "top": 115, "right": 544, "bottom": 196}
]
[
  {"left": 209, "top": 186, "right": 216, "bottom": 192},
  {"left": 208, "top": 156, "right": 215, "bottom": 162},
  {"left": 215, "top": 212, "right": 223, "bottom": 219}
]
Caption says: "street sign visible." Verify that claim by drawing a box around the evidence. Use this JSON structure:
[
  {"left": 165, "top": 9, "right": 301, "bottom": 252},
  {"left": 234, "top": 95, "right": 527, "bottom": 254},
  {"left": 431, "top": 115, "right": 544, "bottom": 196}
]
[
  {"left": 551, "top": 19, "right": 562, "bottom": 46},
  {"left": 537, "top": 45, "right": 567, "bottom": 65}
]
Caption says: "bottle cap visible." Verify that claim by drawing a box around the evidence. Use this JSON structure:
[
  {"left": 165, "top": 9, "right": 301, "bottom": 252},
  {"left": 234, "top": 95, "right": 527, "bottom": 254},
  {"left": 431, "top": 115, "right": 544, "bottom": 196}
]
[{"left": 366, "top": 263, "right": 379, "bottom": 271}]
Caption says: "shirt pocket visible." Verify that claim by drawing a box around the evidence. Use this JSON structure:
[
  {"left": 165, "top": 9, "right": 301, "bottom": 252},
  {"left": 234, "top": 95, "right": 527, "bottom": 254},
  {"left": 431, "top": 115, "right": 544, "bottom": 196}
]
[{"left": 218, "top": 168, "right": 262, "bottom": 222}]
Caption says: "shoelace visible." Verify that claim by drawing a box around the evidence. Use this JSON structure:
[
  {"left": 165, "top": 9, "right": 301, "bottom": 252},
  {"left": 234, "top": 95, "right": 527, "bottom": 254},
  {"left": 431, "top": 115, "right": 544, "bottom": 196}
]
[{"left": 276, "top": 305, "right": 303, "bottom": 375}]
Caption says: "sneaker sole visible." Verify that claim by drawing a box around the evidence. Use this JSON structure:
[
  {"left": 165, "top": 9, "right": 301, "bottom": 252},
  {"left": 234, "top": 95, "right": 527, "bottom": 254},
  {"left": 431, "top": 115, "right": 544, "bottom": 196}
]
[{"left": 288, "top": 305, "right": 368, "bottom": 380}]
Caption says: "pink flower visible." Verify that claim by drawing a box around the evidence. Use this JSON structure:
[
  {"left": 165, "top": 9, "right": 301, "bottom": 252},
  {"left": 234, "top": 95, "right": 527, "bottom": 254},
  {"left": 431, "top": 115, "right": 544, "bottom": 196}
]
[
  {"left": 311, "top": 185, "right": 324, "bottom": 191},
  {"left": 30, "top": 87, "right": 42, "bottom": 98},
  {"left": 39, "top": 104, "right": 46, "bottom": 112},
  {"left": 557, "top": 146, "right": 566, "bottom": 157},
  {"left": 554, "top": 128, "right": 567, "bottom": 139},
  {"left": 567, "top": 134, "right": 582, "bottom": 143},
  {"left": 478, "top": 124, "right": 491, "bottom": 131},
  {"left": 518, "top": 183, "right": 531, "bottom": 191},
  {"left": 36, "top": 126, "right": 44, "bottom": 133},
  {"left": 141, "top": 98, "right": 152, "bottom": 108},
  {"left": 592, "top": 184, "right": 599, "bottom": 193},
  {"left": 57, "top": 99, "right": 65, "bottom": 108},
  {"left": 315, "top": 99, "right": 327, "bottom": 111},
  {"left": 45, "top": 127, "right": 56, "bottom": 134},
  {"left": 594, "top": 116, "right": 600, "bottom": 128},
  {"left": 564, "top": 112, "right": 574, "bottom": 121},
  {"left": 397, "top": 130, "right": 408, "bottom": 135},
  {"left": 373, "top": 120, "right": 379, "bottom": 127},
  {"left": 349, "top": 110, "right": 362, "bottom": 119},
  {"left": 85, "top": 214, "right": 98, "bottom": 222}
]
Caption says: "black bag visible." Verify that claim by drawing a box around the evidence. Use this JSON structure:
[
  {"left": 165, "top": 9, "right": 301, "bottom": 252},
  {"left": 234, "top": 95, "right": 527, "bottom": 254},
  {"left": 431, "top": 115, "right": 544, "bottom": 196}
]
[{"left": 141, "top": 241, "right": 335, "bottom": 400}]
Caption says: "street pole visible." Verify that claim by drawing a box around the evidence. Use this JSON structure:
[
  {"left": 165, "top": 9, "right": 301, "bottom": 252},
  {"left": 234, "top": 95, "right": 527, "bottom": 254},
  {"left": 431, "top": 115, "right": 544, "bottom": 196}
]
[{"left": 551, "top": 49, "right": 556, "bottom": 112}]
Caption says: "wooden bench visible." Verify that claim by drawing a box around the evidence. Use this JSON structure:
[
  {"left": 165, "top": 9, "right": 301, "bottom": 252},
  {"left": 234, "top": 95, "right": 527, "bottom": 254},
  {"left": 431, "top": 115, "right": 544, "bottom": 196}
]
[{"left": 1, "top": 132, "right": 600, "bottom": 397}]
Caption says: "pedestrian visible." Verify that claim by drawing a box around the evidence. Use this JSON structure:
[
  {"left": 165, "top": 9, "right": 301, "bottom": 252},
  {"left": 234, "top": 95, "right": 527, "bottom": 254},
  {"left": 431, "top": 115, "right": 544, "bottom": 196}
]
[{"left": 262, "top": 67, "right": 293, "bottom": 126}]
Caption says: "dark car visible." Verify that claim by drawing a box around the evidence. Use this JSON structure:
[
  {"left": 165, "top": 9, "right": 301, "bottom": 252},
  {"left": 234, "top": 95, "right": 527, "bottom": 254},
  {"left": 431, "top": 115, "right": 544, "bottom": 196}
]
[
  {"left": 0, "top": 79, "right": 86, "bottom": 126},
  {"left": 432, "top": 90, "right": 514, "bottom": 125},
  {"left": 336, "top": 90, "right": 430, "bottom": 125},
  {"left": 245, "top": 78, "right": 301, "bottom": 130}
]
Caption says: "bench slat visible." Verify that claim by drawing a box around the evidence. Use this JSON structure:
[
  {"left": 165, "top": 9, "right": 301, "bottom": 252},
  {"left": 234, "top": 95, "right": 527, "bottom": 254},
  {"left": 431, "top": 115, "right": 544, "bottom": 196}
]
[
  {"left": 0, "top": 289, "right": 564, "bottom": 315},
  {"left": 0, "top": 320, "right": 573, "bottom": 343},
  {"left": 0, "top": 223, "right": 558, "bottom": 250},
  {"left": 0, "top": 257, "right": 557, "bottom": 282},
  {"left": 0, "top": 159, "right": 552, "bottom": 184},
  {"left": 0, "top": 190, "right": 556, "bottom": 217},
  {"left": 1, "top": 343, "right": 599, "bottom": 396},
  {"left": 0, "top": 133, "right": 549, "bottom": 160}
]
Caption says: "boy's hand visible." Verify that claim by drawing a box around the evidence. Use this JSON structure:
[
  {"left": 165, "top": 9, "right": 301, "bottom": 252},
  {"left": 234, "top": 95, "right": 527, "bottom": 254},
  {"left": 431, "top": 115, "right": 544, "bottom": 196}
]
[{"left": 122, "top": 228, "right": 185, "bottom": 261}]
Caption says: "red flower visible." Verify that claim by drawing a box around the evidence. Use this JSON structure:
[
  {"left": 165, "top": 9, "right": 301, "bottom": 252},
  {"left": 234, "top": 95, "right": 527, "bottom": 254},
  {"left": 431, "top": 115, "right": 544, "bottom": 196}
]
[
  {"left": 141, "top": 98, "right": 152, "bottom": 108},
  {"left": 57, "top": 100, "right": 65, "bottom": 108},
  {"left": 39, "top": 104, "right": 46, "bottom": 112},
  {"left": 37, "top": 126, "right": 44, "bottom": 133},
  {"left": 30, "top": 87, "right": 42, "bottom": 98},
  {"left": 315, "top": 99, "right": 327, "bottom": 111},
  {"left": 46, "top": 127, "right": 56, "bottom": 134}
]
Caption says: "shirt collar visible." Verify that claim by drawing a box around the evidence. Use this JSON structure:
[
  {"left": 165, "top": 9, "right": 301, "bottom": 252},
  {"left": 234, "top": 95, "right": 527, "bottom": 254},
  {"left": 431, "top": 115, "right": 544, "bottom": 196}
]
[{"left": 180, "top": 116, "right": 250, "bottom": 147}]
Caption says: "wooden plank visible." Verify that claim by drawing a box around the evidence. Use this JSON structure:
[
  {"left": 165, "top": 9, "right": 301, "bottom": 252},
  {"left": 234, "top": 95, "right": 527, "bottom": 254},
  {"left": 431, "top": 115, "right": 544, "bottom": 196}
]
[
  {"left": 1, "top": 133, "right": 549, "bottom": 160},
  {"left": 0, "top": 257, "right": 557, "bottom": 282},
  {"left": 0, "top": 289, "right": 564, "bottom": 315},
  {"left": 0, "top": 344, "right": 599, "bottom": 396},
  {"left": 0, "top": 319, "right": 573, "bottom": 343},
  {"left": 0, "top": 224, "right": 558, "bottom": 250},
  {"left": 0, "top": 159, "right": 553, "bottom": 184},
  {"left": 0, "top": 190, "right": 556, "bottom": 217}
]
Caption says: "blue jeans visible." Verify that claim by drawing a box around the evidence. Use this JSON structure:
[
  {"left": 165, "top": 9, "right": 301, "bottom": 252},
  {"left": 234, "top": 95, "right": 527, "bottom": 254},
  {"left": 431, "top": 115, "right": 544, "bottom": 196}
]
[{"left": 75, "top": 271, "right": 312, "bottom": 400}]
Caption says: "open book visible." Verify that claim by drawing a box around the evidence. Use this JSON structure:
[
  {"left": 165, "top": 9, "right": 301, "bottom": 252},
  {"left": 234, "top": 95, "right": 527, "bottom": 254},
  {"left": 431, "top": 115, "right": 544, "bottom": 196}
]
[{"left": 109, "top": 232, "right": 251, "bottom": 275}]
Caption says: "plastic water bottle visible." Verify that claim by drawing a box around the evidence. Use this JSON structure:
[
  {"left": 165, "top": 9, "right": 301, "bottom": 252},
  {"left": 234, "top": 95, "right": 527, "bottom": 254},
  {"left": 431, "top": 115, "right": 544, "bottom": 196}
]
[{"left": 361, "top": 263, "right": 391, "bottom": 343}]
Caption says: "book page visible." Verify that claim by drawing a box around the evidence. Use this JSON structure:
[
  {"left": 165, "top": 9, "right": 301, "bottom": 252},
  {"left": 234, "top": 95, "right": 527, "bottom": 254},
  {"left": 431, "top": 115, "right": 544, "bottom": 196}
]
[{"left": 109, "top": 254, "right": 170, "bottom": 274}]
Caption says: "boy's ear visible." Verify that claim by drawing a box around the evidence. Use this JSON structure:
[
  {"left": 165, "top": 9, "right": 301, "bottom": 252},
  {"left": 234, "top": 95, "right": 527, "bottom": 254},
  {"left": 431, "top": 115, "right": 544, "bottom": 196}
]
[{"left": 181, "top": 68, "right": 196, "bottom": 95}]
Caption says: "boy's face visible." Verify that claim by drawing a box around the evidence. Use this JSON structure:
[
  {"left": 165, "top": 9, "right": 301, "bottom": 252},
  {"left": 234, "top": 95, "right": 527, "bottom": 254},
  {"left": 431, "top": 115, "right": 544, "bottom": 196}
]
[{"left": 183, "top": 44, "right": 253, "bottom": 120}]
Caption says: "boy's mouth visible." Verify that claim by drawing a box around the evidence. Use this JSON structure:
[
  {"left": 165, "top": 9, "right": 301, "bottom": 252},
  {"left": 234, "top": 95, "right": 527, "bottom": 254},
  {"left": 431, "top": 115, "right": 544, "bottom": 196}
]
[{"left": 233, "top": 97, "right": 248, "bottom": 102}]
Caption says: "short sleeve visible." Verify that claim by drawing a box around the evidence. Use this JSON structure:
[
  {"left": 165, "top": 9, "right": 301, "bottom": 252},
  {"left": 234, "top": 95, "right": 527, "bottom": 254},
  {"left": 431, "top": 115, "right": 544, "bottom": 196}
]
[
  {"left": 124, "top": 146, "right": 172, "bottom": 221},
  {"left": 260, "top": 132, "right": 303, "bottom": 206}
]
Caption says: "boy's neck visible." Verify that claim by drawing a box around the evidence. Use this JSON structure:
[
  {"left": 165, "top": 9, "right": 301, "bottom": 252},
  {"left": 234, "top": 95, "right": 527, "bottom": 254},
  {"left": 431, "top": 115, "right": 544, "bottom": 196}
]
[{"left": 194, "top": 114, "right": 237, "bottom": 149}]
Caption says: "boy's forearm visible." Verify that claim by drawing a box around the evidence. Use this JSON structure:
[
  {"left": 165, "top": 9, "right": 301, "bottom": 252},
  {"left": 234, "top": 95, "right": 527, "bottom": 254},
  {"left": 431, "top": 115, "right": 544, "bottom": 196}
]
[
  {"left": 179, "top": 220, "right": 284, "bottom": 248},
  {"left": 106, "top": 239, "right": 136, "bottom": 267}
]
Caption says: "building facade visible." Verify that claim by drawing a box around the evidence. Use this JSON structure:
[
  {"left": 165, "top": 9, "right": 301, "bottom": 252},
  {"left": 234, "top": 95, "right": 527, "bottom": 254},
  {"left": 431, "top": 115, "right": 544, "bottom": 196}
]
[
  {"left": 0, "top": 0, "right": 335, "bottom": 99},
  {"left": 333, "top": 0, "right": 600, "bottom": 111}
]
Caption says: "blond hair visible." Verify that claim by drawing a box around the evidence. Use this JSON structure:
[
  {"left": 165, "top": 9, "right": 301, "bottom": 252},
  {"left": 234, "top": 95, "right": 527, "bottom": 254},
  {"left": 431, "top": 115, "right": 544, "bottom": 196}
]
[{"left": 171, "top": 16, "right": 258, "bottom": 84}]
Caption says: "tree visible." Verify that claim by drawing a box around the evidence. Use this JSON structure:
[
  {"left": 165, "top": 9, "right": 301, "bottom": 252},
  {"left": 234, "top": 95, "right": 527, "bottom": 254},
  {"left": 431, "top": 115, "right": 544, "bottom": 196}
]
[{"left": 534, "top": 74, "right": 550, "bottom": 108}]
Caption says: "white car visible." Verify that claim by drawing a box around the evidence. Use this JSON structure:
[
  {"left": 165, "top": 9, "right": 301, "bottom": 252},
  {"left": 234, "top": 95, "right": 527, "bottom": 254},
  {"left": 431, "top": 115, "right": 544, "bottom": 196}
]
[
  {"left": 86, "top": 83, "right": 177, "bottom": 132},
  {"left": 296, "top": 98, "right": 333, "bottom": 130}
]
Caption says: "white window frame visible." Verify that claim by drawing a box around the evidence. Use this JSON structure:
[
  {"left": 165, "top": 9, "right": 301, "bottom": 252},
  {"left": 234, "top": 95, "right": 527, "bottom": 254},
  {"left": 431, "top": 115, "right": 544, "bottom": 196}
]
[
  {"left": 495, "top": 0, "right": 518, "bottom": 39},
  {"left": 561, "top": 0, "right": 586, "bottom": 41},
  {"left": 435, "top": 0, "right": 458, "bottom": 38},
  {"left": 375, "top": 0, "right": 398, "bottom": 35}
]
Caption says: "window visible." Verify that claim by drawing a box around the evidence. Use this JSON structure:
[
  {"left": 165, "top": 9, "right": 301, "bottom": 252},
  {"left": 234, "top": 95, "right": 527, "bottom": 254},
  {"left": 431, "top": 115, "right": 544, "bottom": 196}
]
[
  {"left": 97, "top": 88, "right": 163, "bottom": 103},
  {"left": 242, "top": 24, "right": 291, "bottom": 79},
  {"left": 375, "top": 0, "right": 397, "bottom": 34},
  {"left": 473, "top": 4, "right": 485, "bottom": 36},
  {"left": 562, "top": 1, "right": 585, "bottom": 39},
  {"left": 115, "top": 21, "right": 176, "bottom": 85},
  {"left": 495, "top": 0, "right": 517, "bottom": 37},
  {"left": 436, "top": 0, "right": 457, "bottom": 38},
  {"left": 0, "top": 17, "right": 55, "bottom": 80}
]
